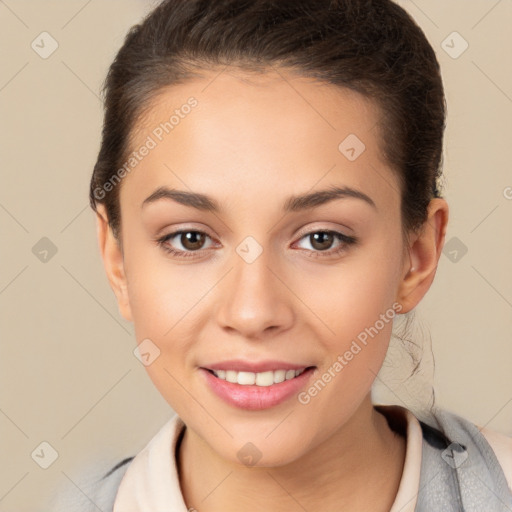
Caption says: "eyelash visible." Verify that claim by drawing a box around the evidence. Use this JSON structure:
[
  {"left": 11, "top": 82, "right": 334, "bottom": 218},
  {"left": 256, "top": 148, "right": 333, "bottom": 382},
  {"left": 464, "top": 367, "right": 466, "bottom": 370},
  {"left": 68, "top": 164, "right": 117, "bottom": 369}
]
[{"left": 155, "top": 229, "right": 358, "bottom": 260}]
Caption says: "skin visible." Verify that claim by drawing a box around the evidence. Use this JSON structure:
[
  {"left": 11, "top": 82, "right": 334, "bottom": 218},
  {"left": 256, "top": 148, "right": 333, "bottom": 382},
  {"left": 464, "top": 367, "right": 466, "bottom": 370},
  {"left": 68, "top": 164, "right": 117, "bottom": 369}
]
[{"left": 96, "top": 67, "right": 449, "bottom": 511}]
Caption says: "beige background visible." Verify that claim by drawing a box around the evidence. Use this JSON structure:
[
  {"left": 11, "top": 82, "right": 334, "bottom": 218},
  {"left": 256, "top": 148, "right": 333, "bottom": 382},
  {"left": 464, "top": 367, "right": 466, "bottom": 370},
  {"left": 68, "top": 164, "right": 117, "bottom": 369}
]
[{"left": 1, "top": 1, "right": 511, "bottom": 510}]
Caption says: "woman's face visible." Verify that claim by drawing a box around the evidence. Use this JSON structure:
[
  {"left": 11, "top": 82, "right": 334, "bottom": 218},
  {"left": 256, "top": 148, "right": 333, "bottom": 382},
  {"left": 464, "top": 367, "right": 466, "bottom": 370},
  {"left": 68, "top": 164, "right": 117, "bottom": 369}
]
[{"left": 111, "top": 68, "right": 411, "bottom": 465}]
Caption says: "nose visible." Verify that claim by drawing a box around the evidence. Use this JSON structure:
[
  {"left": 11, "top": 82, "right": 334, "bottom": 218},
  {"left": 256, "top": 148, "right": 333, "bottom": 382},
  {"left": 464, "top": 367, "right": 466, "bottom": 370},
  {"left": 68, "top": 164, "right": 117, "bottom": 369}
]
[{"left": 215, "top": 244, "right": 294, "bottom": 340}]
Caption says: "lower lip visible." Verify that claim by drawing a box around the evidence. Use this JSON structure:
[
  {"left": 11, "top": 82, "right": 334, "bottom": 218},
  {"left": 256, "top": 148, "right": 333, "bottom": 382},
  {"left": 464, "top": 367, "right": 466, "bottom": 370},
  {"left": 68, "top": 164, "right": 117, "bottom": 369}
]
[{"left": 200, "top": 367, "right": 316, "bottom": 410}]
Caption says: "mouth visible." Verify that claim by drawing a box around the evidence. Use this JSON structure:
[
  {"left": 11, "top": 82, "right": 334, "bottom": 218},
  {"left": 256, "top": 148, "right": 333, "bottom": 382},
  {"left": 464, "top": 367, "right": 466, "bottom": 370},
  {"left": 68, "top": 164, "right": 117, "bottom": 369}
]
[
  {"left": 199, "top": 365, "right": 317, "bottom": 410},
  {"left": 204, "top": 367, "right": 315, "bottom": 386}
]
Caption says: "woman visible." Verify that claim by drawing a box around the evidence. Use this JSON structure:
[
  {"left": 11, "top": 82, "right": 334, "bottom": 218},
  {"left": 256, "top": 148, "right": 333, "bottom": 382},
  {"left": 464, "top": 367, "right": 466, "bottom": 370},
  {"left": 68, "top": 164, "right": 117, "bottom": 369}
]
[{"left": 55, "top": 0, "right": 512, "bottom": 510}]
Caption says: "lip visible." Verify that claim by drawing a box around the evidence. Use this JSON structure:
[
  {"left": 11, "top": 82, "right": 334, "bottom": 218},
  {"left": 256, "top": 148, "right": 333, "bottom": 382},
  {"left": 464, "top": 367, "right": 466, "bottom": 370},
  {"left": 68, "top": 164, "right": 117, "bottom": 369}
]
[
  {"left": 199, "top": 366, "right": 316, "bottom": 410},
  {"left": 202, "top": 359, "right": 312, "bottom": 373}
]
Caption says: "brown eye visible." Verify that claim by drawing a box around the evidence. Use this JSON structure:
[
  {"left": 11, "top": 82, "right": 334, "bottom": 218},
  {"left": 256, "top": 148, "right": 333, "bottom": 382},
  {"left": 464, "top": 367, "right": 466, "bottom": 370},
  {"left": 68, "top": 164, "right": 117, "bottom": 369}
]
[
  {"left": 294, "top": 229, "right": 357, "bottom": 259},
  {"left": 309, "top": 232, "right": 335, "bottom": 251},
  {"left": 178, "top": 231, "right": 207, "bottom": 251},
  {"left": 156, "top": 230, "right": 215, "bottom": 259}
]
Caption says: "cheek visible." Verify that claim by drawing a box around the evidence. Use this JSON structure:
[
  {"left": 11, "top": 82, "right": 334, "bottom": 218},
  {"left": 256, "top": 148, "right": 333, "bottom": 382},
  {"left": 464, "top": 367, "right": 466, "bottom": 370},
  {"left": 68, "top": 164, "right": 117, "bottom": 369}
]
[
  {"left": 121, "top": 233, "right": 206, "bottom": 384},
  {"left": 123, "top": 229, "right": 207, "bottom": 334},
  {"left": 123, "top": 249, "right": 204, "bottom": 409},
  {"left": 301, "top": 233, "right": 403, "bottom": 345},
  {"left": 126, "top": 265, "right": 207, "bottom": 386},
  {"left": 299, "top": 289, "right": 398, "bottom": 423},
  {"left": 299, "top": 232, "right": 403, "bottom": 400}
]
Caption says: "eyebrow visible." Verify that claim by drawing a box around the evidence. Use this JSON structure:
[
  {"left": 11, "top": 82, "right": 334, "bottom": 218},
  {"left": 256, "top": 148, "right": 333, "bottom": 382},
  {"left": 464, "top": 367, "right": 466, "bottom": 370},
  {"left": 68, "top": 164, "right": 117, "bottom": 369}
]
[{"left": 141, "top": 185, "right": 377, "bottom": 212}]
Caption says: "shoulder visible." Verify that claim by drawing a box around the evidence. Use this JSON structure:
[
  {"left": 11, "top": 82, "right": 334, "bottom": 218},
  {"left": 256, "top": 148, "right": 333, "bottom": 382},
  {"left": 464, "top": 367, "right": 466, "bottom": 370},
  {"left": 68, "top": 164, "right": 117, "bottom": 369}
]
[
  {"left": 426, "top": 407, "right": 512, "bottom": 492},
  {"left": 480, "top": 424, "right": 512, "bottom": 491},
  {"left": 49, "top": 456, "right": 134, "bottom": 511}
]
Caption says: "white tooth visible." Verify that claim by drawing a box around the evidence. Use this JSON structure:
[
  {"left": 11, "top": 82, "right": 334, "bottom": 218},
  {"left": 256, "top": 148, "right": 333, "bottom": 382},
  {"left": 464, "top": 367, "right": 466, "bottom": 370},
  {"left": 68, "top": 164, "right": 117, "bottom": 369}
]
[
  {"left": 226, "top": 370, "right": 238, "bottom": 383},
  {"left": 285, "top": 370, "right": 296, "bottom": 380},
  {"left": 214, "top": 368, "right": 307, "bottom": 385},
  {"left": 273, "top": 369, "right": 286, "bottom": 383},
  {"left": 237, "top": 371, "right": 256, "bottom": 385},
  {"left": 255, "top": 371, "right": 275, "bottom": 386}
]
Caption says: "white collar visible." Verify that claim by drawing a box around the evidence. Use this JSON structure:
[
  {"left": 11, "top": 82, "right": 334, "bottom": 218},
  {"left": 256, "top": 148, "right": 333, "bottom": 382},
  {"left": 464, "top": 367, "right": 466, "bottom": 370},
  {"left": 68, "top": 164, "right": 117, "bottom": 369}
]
[
  {"left": 387, "top": 405, "right": 423, "bottom": 512},
  {"left": 113, "top": 414, "right": 188, "bottom": 512},
  {"left": 113, "top": 405, "right": 423, "bottom": 511}
]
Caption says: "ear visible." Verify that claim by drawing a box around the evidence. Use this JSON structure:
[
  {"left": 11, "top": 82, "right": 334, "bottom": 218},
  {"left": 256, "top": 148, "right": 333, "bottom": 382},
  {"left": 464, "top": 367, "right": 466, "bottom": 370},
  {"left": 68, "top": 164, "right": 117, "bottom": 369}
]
[
  {"left": 396, "top": 198, "right": 449, "bottom": 313},
  {"left": 95, "top": 204, "right": 132, "bottom": 322}
]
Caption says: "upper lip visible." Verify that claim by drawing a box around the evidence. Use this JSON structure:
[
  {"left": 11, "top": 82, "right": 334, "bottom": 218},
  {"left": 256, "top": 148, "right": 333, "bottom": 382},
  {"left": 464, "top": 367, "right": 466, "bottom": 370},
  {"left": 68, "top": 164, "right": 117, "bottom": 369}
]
[{"left": 202, "top": 360, "right": 315, "bottom": 373}]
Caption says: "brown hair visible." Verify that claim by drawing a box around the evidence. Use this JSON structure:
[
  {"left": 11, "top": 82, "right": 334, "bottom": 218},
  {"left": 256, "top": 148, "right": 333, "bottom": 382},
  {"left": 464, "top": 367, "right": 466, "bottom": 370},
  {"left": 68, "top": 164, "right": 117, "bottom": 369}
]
[{"left": 90, "top": 0, "right": 446, "bottom": 244}]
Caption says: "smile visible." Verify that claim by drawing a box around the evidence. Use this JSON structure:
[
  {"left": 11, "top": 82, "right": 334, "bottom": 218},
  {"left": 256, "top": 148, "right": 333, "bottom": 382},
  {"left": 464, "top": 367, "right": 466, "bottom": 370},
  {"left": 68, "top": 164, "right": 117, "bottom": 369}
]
[
  {"left": 200, "top": 366, "right": 317, "bottom": 410},
  {"left": 208, "top": 368, "right": 308, "bottom": 386}
]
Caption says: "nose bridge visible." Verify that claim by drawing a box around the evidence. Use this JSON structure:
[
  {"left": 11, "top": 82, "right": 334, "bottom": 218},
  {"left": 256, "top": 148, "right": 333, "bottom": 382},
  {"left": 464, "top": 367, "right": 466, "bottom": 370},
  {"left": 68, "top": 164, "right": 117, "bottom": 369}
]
[
  {"left": 234, "top": 235, "right": 275, "bottom": 292},
  {"left": 232, "top": 234, "right": 279, "bottom": 307},
  {"left": 215, "top": 234, "right": 293, "bottom": 337}
]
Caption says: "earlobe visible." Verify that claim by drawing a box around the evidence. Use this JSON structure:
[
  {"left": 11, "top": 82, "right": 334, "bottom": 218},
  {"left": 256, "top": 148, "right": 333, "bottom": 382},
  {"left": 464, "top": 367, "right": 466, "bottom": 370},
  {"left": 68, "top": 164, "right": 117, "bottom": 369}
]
[
  {"left": 95, "top": 205, "right": 133, "bottom": 322},
  {"left": 396, "top": 198, "right": 449, "bottom": 313}
]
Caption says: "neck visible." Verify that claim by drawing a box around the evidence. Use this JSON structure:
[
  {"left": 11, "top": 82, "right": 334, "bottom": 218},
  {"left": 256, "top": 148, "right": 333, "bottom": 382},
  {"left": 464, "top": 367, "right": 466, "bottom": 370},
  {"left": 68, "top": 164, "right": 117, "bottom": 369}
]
[{"left": 177, "top": 395, "right": 406, "bottom": 512}]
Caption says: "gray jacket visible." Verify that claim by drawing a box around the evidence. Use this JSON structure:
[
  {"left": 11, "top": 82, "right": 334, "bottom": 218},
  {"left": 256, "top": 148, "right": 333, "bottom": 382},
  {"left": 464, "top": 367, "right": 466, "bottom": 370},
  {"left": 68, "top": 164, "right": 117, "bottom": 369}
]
[{"left": 51, "top": 408, "right": 512, "bottom": 511}]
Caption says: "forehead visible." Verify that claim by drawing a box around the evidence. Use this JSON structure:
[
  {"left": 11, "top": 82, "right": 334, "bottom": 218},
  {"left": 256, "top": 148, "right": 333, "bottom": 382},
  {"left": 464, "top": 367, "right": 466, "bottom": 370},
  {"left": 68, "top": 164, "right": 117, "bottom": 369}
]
[
  {"left": 133, "top": 67, "right": 381, "bottom": 148},
  {"left": 121, "top": 67, "right": 399, "bottom": 215}
]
